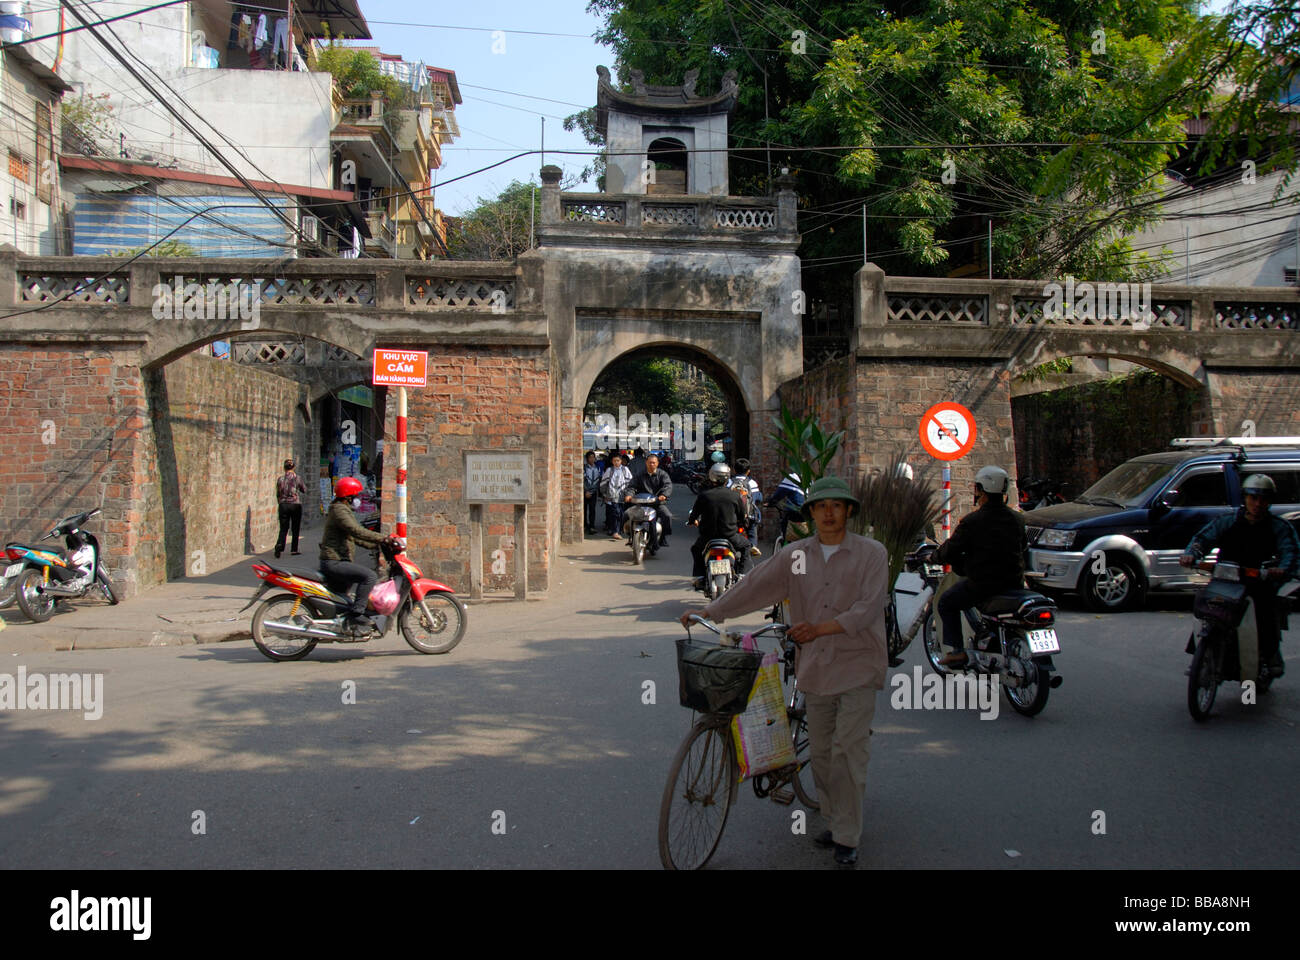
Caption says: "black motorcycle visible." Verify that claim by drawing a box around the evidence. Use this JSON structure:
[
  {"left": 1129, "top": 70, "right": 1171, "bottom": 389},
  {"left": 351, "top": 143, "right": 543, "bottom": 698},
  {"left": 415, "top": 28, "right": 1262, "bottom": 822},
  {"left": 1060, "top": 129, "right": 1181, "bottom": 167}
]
[
  {"left": 1186, "top": 558, "right": 1291, "bottom": 721},
  {"left": 1019, "top": 477, "right": 1067, "bottom": 511},
  {"left": 920, "top": 549, "right": 1064, "bottom": 717},
  {"left": 4, "top": 509, "right": 120, "bottom": 622}
]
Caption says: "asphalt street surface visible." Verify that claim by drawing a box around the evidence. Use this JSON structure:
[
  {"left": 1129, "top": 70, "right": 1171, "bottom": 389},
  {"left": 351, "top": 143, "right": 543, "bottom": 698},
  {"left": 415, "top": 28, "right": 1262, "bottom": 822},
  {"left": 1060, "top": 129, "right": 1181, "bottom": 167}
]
[{"left": 1, "top": 487, "right": 1297, "bottom": 869}]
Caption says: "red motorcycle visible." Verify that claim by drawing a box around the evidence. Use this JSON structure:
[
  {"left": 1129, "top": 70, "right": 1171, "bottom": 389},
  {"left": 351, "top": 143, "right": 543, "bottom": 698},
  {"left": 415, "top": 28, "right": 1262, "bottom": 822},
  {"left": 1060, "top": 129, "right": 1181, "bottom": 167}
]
[{"left": 241, "top": 538, "right": 467, "bottom": 661}]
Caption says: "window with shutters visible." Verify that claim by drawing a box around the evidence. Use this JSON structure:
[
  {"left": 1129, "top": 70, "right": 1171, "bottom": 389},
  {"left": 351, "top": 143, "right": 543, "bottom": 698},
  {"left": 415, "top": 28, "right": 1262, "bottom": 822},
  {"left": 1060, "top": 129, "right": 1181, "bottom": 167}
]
[
  {"left": 35, "top": 101, "right": 52, "bottom": 204},
  {"left": 8, "top": 150, "right": 30, "bottom": 183}
]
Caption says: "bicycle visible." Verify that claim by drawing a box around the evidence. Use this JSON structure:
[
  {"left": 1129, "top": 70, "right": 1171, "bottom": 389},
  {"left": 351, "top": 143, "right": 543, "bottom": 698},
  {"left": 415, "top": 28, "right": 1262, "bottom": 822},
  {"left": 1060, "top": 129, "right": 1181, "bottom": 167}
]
[{"left": 658, "top": 615, "right": 818, "bottom": 870}]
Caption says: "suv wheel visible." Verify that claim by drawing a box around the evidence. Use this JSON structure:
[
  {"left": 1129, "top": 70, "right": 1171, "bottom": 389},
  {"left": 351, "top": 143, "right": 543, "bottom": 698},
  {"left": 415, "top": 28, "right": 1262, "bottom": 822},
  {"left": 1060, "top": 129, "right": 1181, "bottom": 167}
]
[{"left": 1081, "top": 554, "right": 1144, "bottom": 612}]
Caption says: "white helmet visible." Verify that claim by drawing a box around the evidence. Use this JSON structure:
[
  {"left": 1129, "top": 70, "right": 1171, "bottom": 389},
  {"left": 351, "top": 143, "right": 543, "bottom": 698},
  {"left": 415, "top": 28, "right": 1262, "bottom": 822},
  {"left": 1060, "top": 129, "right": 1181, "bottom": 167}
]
[
  {"left": 974, "top": 465, "right": 1009, "bottom": 496},
  {"left": 708, "top": 463, "right": 732, "bottom": 485}
]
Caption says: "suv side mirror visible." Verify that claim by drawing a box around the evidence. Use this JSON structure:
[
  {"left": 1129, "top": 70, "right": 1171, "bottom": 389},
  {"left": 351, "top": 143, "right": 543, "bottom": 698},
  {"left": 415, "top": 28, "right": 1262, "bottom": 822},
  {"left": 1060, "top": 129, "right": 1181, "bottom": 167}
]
[{"left": 1152, "top": 492, "right": 1177, "bottom": 514}]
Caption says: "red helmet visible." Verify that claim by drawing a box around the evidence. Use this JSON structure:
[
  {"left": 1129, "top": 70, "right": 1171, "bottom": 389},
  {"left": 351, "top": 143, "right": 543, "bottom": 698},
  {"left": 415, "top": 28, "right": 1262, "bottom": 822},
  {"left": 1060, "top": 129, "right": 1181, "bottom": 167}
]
[{"left": 335, "top": 477, "right": 363, "bottom": 498}]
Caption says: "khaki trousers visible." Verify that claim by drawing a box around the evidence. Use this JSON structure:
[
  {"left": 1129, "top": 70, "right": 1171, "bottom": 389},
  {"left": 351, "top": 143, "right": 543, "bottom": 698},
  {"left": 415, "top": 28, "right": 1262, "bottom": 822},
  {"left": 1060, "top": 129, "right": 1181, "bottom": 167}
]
[{"left": 804, "top": 684, "right": 877, "bottom": 848}]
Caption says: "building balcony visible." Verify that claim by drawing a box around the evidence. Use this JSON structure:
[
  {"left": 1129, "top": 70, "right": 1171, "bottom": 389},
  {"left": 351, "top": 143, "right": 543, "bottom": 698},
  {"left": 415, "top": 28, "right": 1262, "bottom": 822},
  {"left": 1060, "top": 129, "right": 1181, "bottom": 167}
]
[{"left": 365, "top": 208, "right": 396, "bottom": 255}]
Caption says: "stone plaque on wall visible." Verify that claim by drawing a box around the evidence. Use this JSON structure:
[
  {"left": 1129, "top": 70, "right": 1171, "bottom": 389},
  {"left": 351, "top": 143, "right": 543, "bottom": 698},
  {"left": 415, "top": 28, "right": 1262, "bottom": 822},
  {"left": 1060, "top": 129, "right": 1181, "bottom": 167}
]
[{"left": 464, "top": 451, "right": 533, "bottom": 503}]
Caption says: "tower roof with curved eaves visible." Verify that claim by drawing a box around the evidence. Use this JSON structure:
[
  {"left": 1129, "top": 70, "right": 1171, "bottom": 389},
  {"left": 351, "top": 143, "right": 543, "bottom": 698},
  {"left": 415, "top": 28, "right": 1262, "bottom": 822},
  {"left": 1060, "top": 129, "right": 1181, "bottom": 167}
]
[{"left": 595, "top": 65, "right": 738, "bottom": 139}]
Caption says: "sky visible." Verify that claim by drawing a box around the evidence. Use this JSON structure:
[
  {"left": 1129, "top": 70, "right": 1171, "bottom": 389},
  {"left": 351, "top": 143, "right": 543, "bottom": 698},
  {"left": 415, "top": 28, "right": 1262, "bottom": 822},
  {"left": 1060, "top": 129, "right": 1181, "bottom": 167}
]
[
  {"left": 355, "top": 0, "right": 1241, "bottom": 217},
  {"left": 357, "top": 0, "right": 612, "bottom": 216}
]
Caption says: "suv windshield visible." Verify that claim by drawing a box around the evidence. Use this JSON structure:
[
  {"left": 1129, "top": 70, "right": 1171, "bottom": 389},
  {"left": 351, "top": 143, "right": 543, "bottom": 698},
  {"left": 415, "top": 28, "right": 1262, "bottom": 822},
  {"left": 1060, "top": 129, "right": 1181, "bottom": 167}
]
[{"left": 1077, "top": 460, "right": 1176, "bottom": 508}]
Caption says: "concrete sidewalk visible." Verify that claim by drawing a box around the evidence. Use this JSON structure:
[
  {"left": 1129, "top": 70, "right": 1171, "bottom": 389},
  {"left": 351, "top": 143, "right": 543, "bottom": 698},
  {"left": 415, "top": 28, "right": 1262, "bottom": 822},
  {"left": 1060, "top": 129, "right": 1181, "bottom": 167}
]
[
  {"left": 0, "top": 516, "right": 333, "bottom": 653},
  {"left": 0, "top": 494, "right": 707, "bottom": 654}
]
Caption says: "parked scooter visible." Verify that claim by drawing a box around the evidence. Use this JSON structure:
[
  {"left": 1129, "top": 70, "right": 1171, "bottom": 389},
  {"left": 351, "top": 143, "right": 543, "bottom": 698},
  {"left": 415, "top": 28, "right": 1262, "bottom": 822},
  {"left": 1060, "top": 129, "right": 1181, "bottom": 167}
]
[
  {"left": 3, "top": 509, "right": 120, "bottom": 622},
  {"left": 241, "top": 537, "right": 467, "bottom": 661},
  {"left": 920, "top": 547, "right": 1064, "bottom": 716},
  {"left": 1018, "top": 477, "right": 1067, "bottom": 511},
  {"left": 1185, "top": 558, "right": 1292, "bottom": 721},
  {"left": 623, "top": 493, "right": 663, "bottom": 565}
]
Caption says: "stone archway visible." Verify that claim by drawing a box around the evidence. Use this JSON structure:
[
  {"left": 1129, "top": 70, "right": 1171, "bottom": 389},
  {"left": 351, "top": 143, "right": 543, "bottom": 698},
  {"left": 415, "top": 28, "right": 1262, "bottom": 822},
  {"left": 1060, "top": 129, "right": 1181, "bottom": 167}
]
[
  {"left": 1010, "top": 349, "right": 1214, "bottom": 499},
  {"left": 580, "top": 341, "right": 750, "bottom": 461}
]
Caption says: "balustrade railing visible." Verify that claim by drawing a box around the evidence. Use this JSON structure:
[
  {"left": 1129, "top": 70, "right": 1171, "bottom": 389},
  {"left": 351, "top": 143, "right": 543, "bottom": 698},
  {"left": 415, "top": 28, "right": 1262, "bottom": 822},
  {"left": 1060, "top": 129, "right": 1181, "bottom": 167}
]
[{"left": 6, "top": 258, "right": 521, "bottom": 315}]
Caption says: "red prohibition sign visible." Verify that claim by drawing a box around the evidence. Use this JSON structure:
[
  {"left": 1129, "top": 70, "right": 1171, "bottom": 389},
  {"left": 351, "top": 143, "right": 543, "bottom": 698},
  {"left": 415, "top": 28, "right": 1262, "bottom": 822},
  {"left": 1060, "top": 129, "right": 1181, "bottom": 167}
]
[{"left": 919, "top": 402, "right": 977, "bottom": 461}]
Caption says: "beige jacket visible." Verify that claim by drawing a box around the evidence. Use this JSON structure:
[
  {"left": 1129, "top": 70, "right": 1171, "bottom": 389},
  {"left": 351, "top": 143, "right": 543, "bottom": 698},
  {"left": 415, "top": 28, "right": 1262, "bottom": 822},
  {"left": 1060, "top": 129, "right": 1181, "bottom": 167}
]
[{"left": 702, "top": 533, "right": 889, "bottom": 695}]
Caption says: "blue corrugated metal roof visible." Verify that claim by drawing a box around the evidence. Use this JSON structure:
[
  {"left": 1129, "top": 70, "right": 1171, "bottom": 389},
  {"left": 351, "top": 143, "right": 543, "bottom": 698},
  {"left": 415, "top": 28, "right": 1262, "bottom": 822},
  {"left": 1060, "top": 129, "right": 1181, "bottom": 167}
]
[{"left": 73, "top": 194, "right": 294, "bottom": 257}]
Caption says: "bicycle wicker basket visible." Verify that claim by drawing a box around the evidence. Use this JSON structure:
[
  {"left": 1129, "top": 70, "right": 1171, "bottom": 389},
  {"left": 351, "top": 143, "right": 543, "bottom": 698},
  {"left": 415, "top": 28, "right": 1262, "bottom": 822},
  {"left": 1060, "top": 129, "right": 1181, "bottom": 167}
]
[{"left": 675, "top": 637, "right": 763, "bottom": 716}]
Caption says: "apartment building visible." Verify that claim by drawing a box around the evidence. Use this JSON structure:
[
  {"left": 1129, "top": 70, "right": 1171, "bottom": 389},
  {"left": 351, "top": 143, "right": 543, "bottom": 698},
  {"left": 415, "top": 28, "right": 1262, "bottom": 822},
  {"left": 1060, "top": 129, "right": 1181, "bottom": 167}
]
[
  {"left": 332, "top": 49, "right": 460, "bottom": 258},
  {"left": 0, "top": 24, "right": 72, "bottom": 255},
  {"left": 26, "top": 0, "right": 377, "bottom": 256}
]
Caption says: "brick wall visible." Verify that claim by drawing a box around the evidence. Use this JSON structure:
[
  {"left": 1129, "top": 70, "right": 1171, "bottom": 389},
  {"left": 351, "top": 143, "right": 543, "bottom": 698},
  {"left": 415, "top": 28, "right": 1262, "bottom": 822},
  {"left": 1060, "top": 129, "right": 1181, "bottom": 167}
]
[
  {"left": 1013, "top": 371, "right": 1203, "bottom": 496},
  {"left": 381, "top": 345, "right": 555, "bottom": 594},
  {"left": 0, "top": 345, "right": 150, "bottom": 590},
  {"left": 1206, "top": 368, "right": 1300, "bottom": 438},
  {"left": 776, "top": 356, "right": 1016, "bottom": 532},
  {"left": 777, "top": 354, "right": 857, "bottom": 479},
  {"left": 142, "top": 353, "right": 302, "bottom": 585}
]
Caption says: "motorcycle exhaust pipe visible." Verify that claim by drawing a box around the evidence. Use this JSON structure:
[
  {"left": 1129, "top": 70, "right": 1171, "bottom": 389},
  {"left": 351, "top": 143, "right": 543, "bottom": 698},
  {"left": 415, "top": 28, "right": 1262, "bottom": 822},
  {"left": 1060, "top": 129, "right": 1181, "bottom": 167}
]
[
  {"left": 40, "top": 582, "right": 87, "bottom": 597},
  {"left": 263, "top": 619, "right": 347, "bottom": 640},
  {"left": 1050, "top": 675, "right": 1063, "bottom": 688}
]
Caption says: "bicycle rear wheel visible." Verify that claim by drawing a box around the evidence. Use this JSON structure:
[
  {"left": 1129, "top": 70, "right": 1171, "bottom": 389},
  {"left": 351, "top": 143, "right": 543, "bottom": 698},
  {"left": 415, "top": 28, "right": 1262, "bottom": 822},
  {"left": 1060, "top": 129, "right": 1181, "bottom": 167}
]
[{"left": 658, "top": 718, "right": 738, "bottom": 870}]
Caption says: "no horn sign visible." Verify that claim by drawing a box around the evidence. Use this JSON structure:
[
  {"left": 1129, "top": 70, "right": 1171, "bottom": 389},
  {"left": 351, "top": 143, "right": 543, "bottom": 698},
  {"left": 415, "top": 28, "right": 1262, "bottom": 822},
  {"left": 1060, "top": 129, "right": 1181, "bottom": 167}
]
[{"left": 373, "top": 349, "right": 428, "bottom": 387}]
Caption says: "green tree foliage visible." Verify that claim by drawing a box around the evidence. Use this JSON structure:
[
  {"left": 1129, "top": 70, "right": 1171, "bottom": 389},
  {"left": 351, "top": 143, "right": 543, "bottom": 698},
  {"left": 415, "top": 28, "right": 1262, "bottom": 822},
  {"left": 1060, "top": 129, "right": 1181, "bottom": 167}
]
[
  {"left": 586, "top": 1, "right": 1234, "bottom": 289},
  {"left": 111, "top": 240, "right": 200, "bottom": 257},
  {"left": 444, "top": 180, "right": 540, "bottom": 260},
  {"left": 587, "top": 356, "right": 680, "bottom": 417},
  {"left": 61, "top": 94, "right": 115, "bottom": 155},
  {"left": 315, "top": 46, "right": 408, "bottom": 105},
  {"left": 1174, "top": 2, "right": 1300, "bottom": 187}
]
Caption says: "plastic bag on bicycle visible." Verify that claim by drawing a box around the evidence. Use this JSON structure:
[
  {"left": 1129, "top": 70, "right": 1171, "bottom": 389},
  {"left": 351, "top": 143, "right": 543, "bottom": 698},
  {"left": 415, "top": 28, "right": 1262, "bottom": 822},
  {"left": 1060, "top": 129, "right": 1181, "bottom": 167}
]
[{"left": 730, "top": 650, "right": 796, "bottom": 779}]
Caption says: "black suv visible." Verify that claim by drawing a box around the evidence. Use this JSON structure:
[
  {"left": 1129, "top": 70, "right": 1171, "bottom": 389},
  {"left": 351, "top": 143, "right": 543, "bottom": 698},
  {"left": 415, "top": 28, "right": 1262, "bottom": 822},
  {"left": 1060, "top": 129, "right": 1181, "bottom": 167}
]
[{"left": 1024, "top": 438, "right": 1300, "bottom": 611}]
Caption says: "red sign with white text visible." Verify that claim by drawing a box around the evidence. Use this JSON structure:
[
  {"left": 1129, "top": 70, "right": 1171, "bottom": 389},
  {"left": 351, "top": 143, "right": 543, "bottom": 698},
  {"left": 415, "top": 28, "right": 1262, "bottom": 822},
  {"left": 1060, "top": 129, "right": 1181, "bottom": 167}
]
[{"left": 372, "top": 349, "right": 428, "bottom": 387}]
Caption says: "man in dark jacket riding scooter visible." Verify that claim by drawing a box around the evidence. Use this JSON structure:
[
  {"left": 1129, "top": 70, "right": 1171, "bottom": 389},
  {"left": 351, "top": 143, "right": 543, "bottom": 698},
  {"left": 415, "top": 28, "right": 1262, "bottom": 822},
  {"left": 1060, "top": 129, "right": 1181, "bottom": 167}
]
[
  {"left": 1180, "top": 473, "right": 1299, "bottom": 678},
  {"left": 625, "top": 453, "right": 673, "bottom": 547},
  {"left": 935, "top": 465, "right": 1028, "bottom": 667}
]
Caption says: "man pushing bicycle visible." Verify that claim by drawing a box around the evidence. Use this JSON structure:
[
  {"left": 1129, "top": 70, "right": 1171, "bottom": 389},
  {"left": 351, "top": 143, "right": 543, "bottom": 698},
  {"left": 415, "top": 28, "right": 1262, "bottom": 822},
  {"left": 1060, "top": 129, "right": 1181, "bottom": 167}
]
[{"left": 680, "top": 476, "right": 888, "bottom": 867}]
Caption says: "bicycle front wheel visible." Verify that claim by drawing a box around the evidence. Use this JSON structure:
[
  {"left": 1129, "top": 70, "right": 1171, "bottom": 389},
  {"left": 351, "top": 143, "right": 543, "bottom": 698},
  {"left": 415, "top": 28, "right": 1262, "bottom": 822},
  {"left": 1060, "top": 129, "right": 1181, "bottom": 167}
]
[
  {"left": 788, "top": 689, "right": 820, "bottom": 811},
  {"left": 658, "top": 718, "right": 738, "bottom": 870}
]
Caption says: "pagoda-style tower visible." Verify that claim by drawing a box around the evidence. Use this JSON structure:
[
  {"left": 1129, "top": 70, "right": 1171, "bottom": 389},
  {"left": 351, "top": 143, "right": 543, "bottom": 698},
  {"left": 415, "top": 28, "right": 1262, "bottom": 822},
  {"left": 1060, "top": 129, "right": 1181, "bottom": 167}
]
[{"left": 596, "top": 65, "right": 738, "bottom": 196}]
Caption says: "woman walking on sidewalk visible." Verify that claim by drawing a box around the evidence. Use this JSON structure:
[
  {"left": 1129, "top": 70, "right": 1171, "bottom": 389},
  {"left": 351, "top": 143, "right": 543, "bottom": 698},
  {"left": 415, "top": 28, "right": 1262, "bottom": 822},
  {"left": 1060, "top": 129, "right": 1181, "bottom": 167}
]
[{"left": 274, "top": 458, "right": 307, "bottom": 559}]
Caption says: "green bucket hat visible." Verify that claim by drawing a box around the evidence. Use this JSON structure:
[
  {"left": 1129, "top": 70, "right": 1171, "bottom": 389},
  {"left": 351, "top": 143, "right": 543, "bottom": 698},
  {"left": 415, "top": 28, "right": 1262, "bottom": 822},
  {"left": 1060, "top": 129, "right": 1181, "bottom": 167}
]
[{"left": 801, "top": 476, "right": 860, "bottom": 518}]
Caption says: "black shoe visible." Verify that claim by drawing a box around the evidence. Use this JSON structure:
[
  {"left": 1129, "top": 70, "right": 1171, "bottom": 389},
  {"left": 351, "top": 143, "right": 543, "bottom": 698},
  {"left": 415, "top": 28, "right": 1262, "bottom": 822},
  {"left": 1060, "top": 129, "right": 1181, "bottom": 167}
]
[
  {"left": 659, "top": 538, "right": 669, "bottom": 548},
  {"left": 344, "top": 614, "right": 376, "bottom": 634},
  {"left": 291, "top": 550, "right": 301, "bottom": 556},
  {"left": 814, "top": 830, "right": 835, "bottom": 849},
  {"left": 1269, "top": 653, "right": 1284, "bottom": 677},
  {"left": 833, "top": 843, "right": 857, "bottom": 866},
  {"left": 273, "top": 549, "right": 282, "bottom": 559}
]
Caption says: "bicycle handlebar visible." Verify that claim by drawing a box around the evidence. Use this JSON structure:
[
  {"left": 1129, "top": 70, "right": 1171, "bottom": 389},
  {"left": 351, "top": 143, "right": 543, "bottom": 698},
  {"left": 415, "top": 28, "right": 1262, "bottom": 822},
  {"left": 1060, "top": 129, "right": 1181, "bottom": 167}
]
[{"left": 685, "top": 614, "right": 788, "bottom": 640}]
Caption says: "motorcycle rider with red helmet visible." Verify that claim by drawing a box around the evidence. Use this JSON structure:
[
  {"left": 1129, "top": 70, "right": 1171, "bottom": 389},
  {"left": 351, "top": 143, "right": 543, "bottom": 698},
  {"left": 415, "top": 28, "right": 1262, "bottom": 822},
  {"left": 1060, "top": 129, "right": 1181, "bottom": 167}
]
[{"left": 320, "top": 476, "right": 390, "bottom": 632}]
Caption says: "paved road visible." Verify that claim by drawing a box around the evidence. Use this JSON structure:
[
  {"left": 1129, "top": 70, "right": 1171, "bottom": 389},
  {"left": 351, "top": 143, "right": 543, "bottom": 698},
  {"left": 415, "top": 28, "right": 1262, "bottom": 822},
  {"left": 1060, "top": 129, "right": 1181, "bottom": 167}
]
[{"left": 1, "top": 488, "right": 1296, "bottom": 869}]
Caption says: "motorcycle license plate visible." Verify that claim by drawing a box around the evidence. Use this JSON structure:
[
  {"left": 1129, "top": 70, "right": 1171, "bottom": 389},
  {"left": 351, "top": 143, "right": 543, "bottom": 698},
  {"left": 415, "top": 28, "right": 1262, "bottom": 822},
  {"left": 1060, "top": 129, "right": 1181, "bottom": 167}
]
[
  {"left": 4, "top": 563, "right": 22, "bottom": 577},
  {"left": 708, "top": 560, "right": 731, "bottom": 576},
  {"left": 1026, "top": 628, "right": 1059, "bottom": 654}
]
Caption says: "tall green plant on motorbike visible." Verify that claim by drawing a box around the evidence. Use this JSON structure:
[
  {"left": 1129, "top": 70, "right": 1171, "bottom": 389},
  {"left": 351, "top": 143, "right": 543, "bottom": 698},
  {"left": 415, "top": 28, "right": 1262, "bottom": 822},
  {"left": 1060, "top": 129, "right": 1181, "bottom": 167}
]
[{"left": 769, "top": 403, "right": 844, "bottom": 538}]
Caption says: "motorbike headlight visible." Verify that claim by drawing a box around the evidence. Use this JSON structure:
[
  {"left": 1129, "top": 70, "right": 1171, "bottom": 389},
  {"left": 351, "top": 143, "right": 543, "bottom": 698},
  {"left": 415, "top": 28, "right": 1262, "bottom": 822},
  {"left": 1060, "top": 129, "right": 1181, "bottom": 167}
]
[{"left": 1038, "top": 529, "right": 1076, "bottom": 549}]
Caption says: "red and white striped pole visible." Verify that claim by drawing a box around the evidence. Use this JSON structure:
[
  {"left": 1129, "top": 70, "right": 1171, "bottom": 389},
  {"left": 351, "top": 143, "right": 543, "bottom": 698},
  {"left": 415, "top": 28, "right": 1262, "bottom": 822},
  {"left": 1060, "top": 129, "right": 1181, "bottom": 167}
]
[
  {"left": 395, "top": 386, "right": 408, "bottom": 540},
  {"left": 941, "top": 465, "right": 951, "bottom": 542}
]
